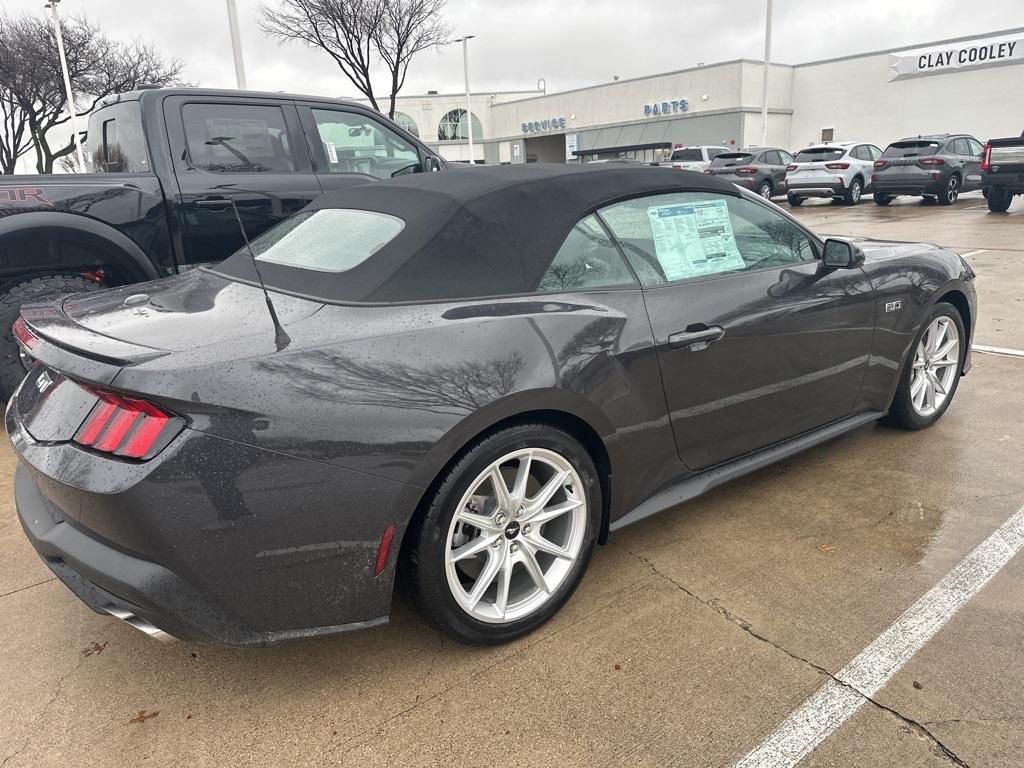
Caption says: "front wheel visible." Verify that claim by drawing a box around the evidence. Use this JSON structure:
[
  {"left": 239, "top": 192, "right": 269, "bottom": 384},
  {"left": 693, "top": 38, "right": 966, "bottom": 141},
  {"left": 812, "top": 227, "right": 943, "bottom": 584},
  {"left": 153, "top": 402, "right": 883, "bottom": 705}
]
[
  {"left": 405, "top": 424, "right": 601, "bottom": 644},
  {"left": 986, "top": 185, "right": 1013, "bottom": 213},
  {"left": 886, "top": 304, "right": 966, "bottom": 430}
]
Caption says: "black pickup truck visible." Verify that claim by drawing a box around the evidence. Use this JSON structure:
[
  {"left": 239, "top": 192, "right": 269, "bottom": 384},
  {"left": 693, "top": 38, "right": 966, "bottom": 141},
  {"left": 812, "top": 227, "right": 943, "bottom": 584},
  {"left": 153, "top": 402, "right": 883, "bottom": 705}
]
[
  {"left": 0, "top": 87, "right": 445, "bottom": 396},
  {"left": 981, "top": 131, "right": 1024, "bottom": 212}
]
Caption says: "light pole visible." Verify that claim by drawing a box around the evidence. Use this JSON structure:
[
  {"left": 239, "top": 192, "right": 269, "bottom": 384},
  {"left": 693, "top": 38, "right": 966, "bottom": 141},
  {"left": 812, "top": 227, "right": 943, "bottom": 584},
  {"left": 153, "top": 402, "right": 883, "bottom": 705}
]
[
  {"left": 453, "top": 35, "right": 476, "bottom": 164},
  {"left": 45, "top": 0, "right": 86, "bottom": 173},
  {"left": 225, "top": 0, "right": 248, "bottom": 90},
  {"left": 761, "top": 0, "right": 773, "bottom": 148}
]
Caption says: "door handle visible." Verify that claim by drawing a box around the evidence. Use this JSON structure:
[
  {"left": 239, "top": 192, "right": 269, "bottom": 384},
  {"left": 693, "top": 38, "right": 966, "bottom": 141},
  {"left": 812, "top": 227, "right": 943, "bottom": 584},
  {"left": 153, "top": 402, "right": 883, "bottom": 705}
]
[
  {"left": 193, "top": 196, "right": 231, "bottom": 210},
  {"left": 668, "top": 325, "right": 726, "bottom": 351}
]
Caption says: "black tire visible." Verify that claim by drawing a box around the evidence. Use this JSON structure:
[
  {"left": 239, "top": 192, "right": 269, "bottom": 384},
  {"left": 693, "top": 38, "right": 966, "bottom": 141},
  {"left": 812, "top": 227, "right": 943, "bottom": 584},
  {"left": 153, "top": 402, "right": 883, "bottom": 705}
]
[
  {"left": 404, "top": 423, "right": 601, "bottom": 645},
  {"left": 982, "top": 187, "right": 989, "bottom": 199},
  {"left": 986, "top": 185, "right": 1013, "bottom": 213},
  {"left": 786, "top": 193, "right": 803, "bottom": 207},
  {"left": 0, "top": 275, "right": 102, "bottom": 399},
  {"left": 843, "top": 177, "right": 863, "bottom": 205},
  {"left": 757, "top": 180, "right": 773, "bottom": 199},
  {"left": 885, "top": 303, "right": 966, "bottom": 430},
  {"left": 873, "top": 193, "right": 893, "bottom": 206},
  {"left": 937, "top": 174, "right": 960, "bottom": 205}
]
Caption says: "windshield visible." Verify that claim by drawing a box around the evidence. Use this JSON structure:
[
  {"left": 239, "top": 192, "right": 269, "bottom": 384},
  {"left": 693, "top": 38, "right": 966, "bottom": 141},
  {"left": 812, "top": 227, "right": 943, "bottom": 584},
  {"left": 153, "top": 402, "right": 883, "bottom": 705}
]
[
  {"left": 710, "top": 153, "right": 754, "bottom": 167},
  {"left": 670, "top": 149, "right": 703, "bottom": 162},
  {"left": 794, "top": 147, "right": 845, "bottom": 163},
  {"left": 250, "top": 209, "right": 405, "bottom": 273},
  {"left": 883, "top": 141, "right": 941, "bottom": 158}
]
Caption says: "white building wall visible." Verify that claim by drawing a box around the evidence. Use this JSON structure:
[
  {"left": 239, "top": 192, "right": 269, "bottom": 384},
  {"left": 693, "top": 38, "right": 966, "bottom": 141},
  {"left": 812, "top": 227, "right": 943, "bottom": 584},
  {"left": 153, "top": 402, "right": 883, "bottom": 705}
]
[{"left": 790, "top": 51, "right": 1024, "bottom": 149}]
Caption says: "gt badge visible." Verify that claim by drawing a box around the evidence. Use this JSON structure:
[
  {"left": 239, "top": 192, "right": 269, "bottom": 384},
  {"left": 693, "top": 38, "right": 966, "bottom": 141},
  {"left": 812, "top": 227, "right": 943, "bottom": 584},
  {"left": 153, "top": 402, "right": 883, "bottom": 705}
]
[{"left": 884, "top": 300, "right": 902, "bottom": 313}]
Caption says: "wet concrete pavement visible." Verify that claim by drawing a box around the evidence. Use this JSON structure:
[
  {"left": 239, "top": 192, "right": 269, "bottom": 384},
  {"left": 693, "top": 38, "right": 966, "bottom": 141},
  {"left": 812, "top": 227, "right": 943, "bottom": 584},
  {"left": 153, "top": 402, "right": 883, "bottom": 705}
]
[{"left": 0, "top": 193, "right": 1021, "bottom": 767}]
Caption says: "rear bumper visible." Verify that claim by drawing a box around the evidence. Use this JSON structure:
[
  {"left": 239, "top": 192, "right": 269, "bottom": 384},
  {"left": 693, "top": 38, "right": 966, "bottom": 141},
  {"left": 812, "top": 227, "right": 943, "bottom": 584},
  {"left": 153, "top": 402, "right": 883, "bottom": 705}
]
[
  {"left": 9, "top": 409, "right": 409, "bottom": 644},
  {"left": 787, "top": 181, "right": 846, "bottom": 198},
  {"left": 981, "top": 171, "right": 1024, "bottom": 191},
  {"left": 872, "top": 178, "right": 944, "bottom": 196}
]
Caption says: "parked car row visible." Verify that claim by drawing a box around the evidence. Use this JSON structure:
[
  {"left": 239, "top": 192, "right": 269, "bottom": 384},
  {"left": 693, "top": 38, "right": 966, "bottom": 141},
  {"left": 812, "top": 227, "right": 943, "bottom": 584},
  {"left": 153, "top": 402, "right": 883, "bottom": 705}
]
[{"left": 671, "top": 132, "right": 1009, "bottom": 210}]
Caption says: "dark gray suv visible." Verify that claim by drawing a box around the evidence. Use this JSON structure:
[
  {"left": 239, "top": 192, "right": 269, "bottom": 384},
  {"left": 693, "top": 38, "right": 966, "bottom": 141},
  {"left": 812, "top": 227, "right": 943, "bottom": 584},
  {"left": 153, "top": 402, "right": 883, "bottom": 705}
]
[
  {"left": 704, "top": 147, "right": 794, "bottom": 199},
  {"left": 872, "top": 134, "right": 985, "bottom": 205}
]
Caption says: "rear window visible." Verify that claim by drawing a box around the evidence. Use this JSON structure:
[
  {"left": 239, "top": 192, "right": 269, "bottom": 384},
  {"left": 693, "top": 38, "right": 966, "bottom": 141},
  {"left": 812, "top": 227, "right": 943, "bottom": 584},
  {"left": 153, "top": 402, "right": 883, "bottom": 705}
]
[
  {"left": 882, "top": 141, "right": 940, "bottom": 158},
  {"left": 670, "top": 148, "right": 703, "bottom": 162},
  {"left": 794, "top": 147, "right": 845, "bottom": 163},
  {"left": 710, "top": 153, "right": 754, "bottom": 167},
  {"left": 86, "top": 101, "right": 150, "bottom": 173},
  {"left": 251, "top": 209, "right": 405, "bottom": 273}
]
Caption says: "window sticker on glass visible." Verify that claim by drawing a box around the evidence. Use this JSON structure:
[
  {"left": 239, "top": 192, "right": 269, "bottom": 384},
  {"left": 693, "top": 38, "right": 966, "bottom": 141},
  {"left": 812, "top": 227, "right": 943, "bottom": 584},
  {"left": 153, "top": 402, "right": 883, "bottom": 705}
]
[
  {"left": 324, "top": 141, "right": 338, "bottom": 163},
  {"left": 646, "top": 199, "right": 745, "bottom": 280}
]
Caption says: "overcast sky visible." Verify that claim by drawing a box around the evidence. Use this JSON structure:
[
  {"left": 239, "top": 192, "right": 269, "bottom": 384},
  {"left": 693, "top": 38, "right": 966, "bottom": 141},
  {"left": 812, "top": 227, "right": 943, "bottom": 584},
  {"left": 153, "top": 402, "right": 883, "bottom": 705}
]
[{"left": 5, "top": 0, "right": 1024, "bottom": 100}]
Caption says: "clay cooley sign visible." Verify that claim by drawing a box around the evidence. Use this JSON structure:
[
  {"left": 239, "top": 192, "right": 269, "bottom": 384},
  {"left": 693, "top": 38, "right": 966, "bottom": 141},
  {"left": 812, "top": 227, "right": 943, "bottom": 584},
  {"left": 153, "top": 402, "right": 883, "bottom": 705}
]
[{"left": 889, "top": 32, "right": 1023, "bottom": 81}]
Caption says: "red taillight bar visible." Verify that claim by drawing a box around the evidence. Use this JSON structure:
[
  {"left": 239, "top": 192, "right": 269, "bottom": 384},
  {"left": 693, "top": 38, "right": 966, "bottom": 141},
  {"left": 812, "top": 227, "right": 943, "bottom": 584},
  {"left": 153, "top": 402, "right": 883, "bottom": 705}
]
[
  {"left": 734, "top": 166, "right": 757, "bottom": 174},
  {"left": 825, "top": 162, "right": 850, "bottom": 170},
  {"left": 74, "top": 385, "right": 180, "bottom": 460},
  {"left": 981, "top": 143, "right": 992, "bottom": 172},
  {"left": 786, "top": 164, "right": 797, "bottom": 171},
  {"left": 12, "top": 316, "right": 38, "bottom": 350},
  {"left": 919, "top": 157, "right": 945, "bottom": 166},
  {"left": 873, "top": 160, "right": 887, "bottom": 168}
]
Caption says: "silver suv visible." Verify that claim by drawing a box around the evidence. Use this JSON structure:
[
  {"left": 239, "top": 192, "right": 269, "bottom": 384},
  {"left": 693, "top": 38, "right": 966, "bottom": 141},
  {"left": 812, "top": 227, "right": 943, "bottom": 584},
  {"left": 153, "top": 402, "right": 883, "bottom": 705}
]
[
  {"left": 668, "top": 145, "right": 732, "bottom": 172},
  {"left": 785, "top": 142, "right": 882, "bottom": 206}
]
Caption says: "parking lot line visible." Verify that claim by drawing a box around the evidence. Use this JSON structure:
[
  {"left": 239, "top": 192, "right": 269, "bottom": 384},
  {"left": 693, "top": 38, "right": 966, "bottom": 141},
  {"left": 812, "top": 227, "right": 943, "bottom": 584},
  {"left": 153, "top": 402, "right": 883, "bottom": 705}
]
[
  {"left": 957, "top": 249, "right": 987, "bottom": 257},
  {"left": 733, "top": 502, "right": 1024, "bottom": 768},
  {"left": 972, "top": 344, "right": 1024, "bottom": 359}
]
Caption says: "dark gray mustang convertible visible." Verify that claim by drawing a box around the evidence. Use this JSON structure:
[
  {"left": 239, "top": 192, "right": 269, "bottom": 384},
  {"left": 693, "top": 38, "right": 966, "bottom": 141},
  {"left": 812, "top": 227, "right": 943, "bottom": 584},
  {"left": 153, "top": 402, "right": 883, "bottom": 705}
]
[{"left": 9, "top": 165, "right": 975, "bottom": 645}]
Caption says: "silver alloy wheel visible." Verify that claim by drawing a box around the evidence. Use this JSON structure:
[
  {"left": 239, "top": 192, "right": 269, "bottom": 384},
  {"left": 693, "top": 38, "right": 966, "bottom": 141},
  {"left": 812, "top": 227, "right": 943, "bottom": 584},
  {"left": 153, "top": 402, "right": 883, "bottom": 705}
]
[
  {"left": 850, "top": 180, "right": 861, "bottom": 202},
  {"left": 947, "top": 175, "right": 960, "bottom": 203},
  {"left": 910, "top": 316, "right": 960, "bottom": 417},
  {"left": 444, "top": 447, "right": 587, "bottom": 624},
  {"left": 759, "top": 182, "right": 772, "bottom": 199}
]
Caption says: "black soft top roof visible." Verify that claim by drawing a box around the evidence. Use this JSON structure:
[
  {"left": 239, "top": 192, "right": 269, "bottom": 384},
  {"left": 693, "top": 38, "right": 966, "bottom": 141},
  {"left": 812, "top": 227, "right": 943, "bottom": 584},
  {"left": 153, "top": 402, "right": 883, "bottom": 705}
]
[{"left": 215, "top": 164, "right": 739, "bottom": 304}]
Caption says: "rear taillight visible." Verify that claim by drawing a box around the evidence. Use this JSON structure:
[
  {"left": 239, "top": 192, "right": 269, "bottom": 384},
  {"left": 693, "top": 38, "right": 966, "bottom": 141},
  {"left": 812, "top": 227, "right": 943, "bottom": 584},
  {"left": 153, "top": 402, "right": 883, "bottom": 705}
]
[
  {"left": 919, "top": 157, "right": 945, "bottom": 166},
  {"left": 12, "top": 316, "right": 38, "bottom": 351},
  {"left": 734, "top": 166, "right": 757, "bottom": 174},
  {"left": 873, "top": 160, "right": 887, "bottom": 168},
  {"left": 825, "top": 162, "right": 850, "bottom": 170},
  {"left": 74, "top": 386, "right": 182, "bottom": 460},
  {"left": 981, "top": 143, "right": 992, "bottom": 172},
  {"left": 786, "top": 164, "right": 797, "bottom": 171}
]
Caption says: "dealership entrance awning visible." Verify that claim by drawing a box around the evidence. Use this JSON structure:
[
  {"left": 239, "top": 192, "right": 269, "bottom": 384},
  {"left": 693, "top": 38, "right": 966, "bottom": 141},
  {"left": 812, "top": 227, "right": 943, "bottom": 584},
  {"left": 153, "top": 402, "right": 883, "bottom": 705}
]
[{"left": 572, "top": 140, "right": 671, "bottom": 157}]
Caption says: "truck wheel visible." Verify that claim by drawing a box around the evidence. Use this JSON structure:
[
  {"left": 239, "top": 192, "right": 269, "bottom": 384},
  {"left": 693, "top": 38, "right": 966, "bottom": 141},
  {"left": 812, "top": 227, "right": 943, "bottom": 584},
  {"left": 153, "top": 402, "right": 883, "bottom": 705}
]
[
  {"left": 986, "top": 185, "right": 1013, "bottom": 213},
  {"left": 0, "top": 275, "right": 102, "bottom": 399},
  {"left": 786, "top": 194, "right": 803, "bottom": 207}
]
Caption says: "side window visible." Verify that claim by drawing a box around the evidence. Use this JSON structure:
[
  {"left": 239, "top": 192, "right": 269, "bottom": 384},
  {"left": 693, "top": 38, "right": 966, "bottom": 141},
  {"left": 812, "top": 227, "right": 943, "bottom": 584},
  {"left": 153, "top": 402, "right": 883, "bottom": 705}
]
[
  {"left": 536, "top": 215, "right": 638, "bottom": 293},
  {"left": 869, "top": 145, "right": 883, "bottom": 160},
  {"left": 599, "top": 193, "right": 817, "bottom": 287},
  {"left": 851, "top": 145, "right": 868, "bottom": 161},
  {"left": 779, "top": 150, "right": 794, "bottom": 165},
  {"left": 311, "top": 109, "right": 421, "bottom": 179},
  {"left": 967, "top": 138, "right": 984, "bottom": 157},
  {"left": 949, "top": 139, "right": 967, "bottom": 156},
  {"left": 182, "top": 103, "right": 295, "bottom": 173}
]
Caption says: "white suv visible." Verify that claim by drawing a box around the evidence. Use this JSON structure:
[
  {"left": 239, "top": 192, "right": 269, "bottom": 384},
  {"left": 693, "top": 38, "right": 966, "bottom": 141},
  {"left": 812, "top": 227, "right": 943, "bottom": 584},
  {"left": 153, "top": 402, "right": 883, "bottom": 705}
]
[
  {"left": 785, "top": 142, "right": 882, "bottom": 206},
  {"left": 668, "top": 145, "right": 732, "bottom": 172}
]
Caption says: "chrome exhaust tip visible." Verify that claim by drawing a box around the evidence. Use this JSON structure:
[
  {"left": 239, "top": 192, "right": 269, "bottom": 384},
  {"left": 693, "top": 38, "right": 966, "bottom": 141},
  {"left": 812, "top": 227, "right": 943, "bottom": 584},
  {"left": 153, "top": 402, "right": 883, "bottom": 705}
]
[{"left": 103, "top": 605, "right": 177, "bottom": 643}]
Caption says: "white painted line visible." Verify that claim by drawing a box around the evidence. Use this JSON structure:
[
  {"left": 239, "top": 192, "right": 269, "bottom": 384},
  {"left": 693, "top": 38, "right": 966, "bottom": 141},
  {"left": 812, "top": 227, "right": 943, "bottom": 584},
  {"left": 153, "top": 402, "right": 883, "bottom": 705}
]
[
  {"left": 957, "top": 249, "right": 987, "bottom": 257},
  {"left": 973, "top": 344, "right": 1024, "bottom": 359},
  {"left": 734, "top": 503, "right": 1024, "bottom": 768}
]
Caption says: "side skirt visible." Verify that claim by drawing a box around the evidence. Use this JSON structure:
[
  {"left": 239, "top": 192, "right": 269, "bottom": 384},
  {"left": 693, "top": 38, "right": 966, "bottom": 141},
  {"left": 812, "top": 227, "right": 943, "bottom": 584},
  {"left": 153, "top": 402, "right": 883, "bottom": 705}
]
[{"left": 609, "top": 410, "right": 886, "bottom": 532}]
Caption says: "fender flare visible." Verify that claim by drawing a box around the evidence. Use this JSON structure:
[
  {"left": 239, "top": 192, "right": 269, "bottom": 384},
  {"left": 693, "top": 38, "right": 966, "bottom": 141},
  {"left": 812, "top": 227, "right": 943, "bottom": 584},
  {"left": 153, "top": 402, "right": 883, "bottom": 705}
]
[{"left": 0, "top": 211, "right": 160, "bottom": 281}]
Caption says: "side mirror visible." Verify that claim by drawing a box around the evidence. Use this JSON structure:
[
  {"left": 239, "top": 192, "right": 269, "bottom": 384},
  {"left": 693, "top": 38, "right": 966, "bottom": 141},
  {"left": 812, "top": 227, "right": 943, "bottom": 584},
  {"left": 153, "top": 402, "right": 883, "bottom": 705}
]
[
  {"left": 821, "top": 238, "right": 865, "bottom": 269},
  {"left": 423, "top": 155, "right": 442, "bottom": 172}
]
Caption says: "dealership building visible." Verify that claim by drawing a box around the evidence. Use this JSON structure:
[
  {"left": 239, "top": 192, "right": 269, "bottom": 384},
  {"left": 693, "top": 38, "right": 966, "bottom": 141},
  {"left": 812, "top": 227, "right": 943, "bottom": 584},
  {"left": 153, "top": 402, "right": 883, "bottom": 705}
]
[{"left": 362, "top": 27, "right": 1024, "bottom": 164}]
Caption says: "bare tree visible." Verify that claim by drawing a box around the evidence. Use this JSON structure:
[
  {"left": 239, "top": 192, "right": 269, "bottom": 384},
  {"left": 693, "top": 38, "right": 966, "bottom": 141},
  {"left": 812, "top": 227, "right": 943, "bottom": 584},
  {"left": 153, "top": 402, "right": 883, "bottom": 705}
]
[
  {"left": 260, "top": 0, "right": 450, "bottom": 118},
  {"left": 0, "top": 12, "right": 185, "bottom": 174}
]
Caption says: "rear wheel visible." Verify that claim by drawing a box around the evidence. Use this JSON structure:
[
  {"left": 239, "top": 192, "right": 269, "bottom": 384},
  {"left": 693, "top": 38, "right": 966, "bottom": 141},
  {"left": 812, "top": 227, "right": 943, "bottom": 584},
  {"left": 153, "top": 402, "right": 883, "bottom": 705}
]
[
  {"left": 0, "top": 274, "right": 102, "bottom": 399},
  {"left": 886, "top": 304, "right": 965, "bottom": 430},
  {"left": 757, "top": 180, "right": 773, "bottom": 199},
  {"left": 843, "top": 177, "right": 863, "bottom": 205},
  {"left": 873, "top": 193, "right": 893, "bottom": 206},
  {"left": 786, "top": 193, "right": 803, "bottom": 207},
  {"left": 937, "top": 175, "right": 960, "bottom": 205},
  {"left": 986, "top": 185, "right": 1013, "bottom": 213},
  {"left": 405, "top": 423, "right": 601, "bottom": 644}
]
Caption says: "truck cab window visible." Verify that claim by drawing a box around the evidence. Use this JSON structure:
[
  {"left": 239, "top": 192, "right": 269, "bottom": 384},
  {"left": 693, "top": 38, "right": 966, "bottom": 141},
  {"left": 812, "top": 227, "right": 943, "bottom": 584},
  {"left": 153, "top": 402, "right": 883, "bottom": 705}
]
[
  {"left": 182, "top": 104, "right": 296, "bottom": 173},
  {"left": 86, "top": 101, "right": 150, "bottom": 173},
  {"left": 310, "top": 109, "right": 421, "bottom": 179}
]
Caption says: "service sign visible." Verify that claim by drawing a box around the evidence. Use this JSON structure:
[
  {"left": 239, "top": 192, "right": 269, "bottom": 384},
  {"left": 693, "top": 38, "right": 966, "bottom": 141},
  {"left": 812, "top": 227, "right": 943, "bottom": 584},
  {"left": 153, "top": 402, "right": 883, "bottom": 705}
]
[{"left": 889, "top": 32, "right": 1023, "bottom": 81}]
